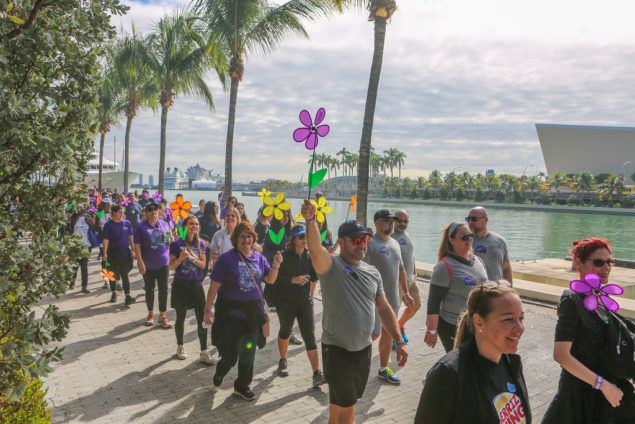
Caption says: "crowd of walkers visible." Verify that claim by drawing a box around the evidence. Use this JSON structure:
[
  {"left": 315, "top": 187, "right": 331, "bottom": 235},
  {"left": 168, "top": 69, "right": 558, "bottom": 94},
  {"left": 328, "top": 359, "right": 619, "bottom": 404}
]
[{"left": 66, "top": 188, "right": 634, "bottom": 423}]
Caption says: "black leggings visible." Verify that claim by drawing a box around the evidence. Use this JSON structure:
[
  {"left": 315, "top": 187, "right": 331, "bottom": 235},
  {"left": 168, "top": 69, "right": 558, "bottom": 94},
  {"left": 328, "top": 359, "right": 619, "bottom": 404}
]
[
  {"left": 438, "top": 317, "right": 457, "bottom": 353},
  {"left": 107, "top": 252, "right": 130, "bottom": 294},
  {"left": 215, "top": 316, "right": 258, "bottom": 391},
  {"left": 175, "top": 305, "right": 207, "bottom": 350},
  {"left": 276, "top": 302, "right": 317, "bottom": 351},
  {"left": 143, "top": 266, "right": 169, "bottom": 312}
]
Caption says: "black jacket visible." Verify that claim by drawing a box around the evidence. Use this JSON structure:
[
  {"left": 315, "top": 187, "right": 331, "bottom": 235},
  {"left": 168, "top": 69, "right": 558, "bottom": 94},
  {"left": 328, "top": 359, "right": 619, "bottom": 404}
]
[{"left": 415, "top": 337, "right": 532, "bottom": 424}]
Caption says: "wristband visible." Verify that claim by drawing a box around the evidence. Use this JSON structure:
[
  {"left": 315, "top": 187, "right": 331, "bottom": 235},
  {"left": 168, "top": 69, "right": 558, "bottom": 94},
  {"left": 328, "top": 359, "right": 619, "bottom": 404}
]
[
  {"left": 395, "top": 338, "right": 406, "bottom": 345},
  {"left": 426, "top": 329, "right": 438, "bottom": 335},
  {"left": 402, "top": 292, "right": 410, "bottom": 298},
  {"left": 593, "top": 375, "right": 603, "bottom": 390},
  {"left": 272, "top": 266, "right": 280, "bottom": 270},
  {"left": 204, "top": 308, "right": 212, "bottom": 313},
  {"left": 306, "top": 216, "right": 317, "bottom": 223}
]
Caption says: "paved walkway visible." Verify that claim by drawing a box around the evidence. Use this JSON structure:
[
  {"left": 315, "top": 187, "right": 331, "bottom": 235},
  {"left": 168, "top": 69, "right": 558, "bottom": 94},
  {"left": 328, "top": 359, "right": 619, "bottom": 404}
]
[{"left": 45, "top": 252, "right": 562, "bottom": 423}]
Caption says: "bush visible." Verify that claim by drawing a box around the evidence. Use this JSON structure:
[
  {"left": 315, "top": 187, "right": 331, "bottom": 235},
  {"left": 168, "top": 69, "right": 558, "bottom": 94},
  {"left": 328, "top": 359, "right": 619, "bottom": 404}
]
[
  {"left": 567, "top": 194, "right": 581, "bottom": 205},
  {"left": 422, "top": 188, "right": 431, "bottom": 200},
  {"left": 409, "top": 188, "right": 418, "bottom": 199},
  {"left": 535, "top": 192, "right": 552, "bottom": 205},
  {"left": 474, "top": 188, "right": 485, "bottom": 202},
  {"left": 512, "top": 191, "right": 525, "bottom": 204},
  {"left": 454, "top": 189, "right": 465, "bottom": 201},
  {"left": 382, "top": 188, "right": 389, "bottom": 197},
  {"left": 621, "top": 193, "right": 635, "bottom": 208},
  {"left": 0, "top": 374, "right": 51, "bottom": 423},
  {"left": 495, "top": 191, "right": 506, "bottom": 203}
]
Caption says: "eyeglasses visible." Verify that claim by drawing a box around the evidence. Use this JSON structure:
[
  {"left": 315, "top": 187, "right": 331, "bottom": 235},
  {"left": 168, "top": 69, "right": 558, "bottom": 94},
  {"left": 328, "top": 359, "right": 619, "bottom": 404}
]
[
  {"left": 465, "top": 216, "right": 484, "bottom": 222},
  {"left": 586, "top": 258, "right": 616, "bottom": 267},
  {"left": 238, "top": 234, "right": 253, "bottom": 240},
  {"left": 351, "top": 236, "right": 370, "bottom": 246},
  {"left": 394, "top": 218, "right": 409, "bottom": 223},
  {"left": 456, "top": 232, "right": 475, "bottom": 241}
]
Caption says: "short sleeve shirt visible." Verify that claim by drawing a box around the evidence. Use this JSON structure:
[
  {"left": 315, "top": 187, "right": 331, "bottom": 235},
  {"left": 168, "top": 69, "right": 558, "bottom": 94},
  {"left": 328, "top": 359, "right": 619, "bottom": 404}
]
[
  {"left": 392, "top": 230, "right": 416, "bottom": 282},
  {"left": 472, "top": 231, "right": 510, "bottom": 281},
  {"left": 170, "top": 238, "right": 206, "bottom": 282},
  {"left": 363, "top": 235, "right": 404, "bottom": 310},
  {"left": 102, "top": 219, "right": 133, "bottom": 248},
  {"left": 318, "top": 255, "right": 384, "bottom": 352},
  {"left": 125, "top": 202, "right": 142, "bottom": 228},
  {"left": 133, "top": 219, "right": 171, "bottom": 270},
  {"left": 211, "top": 228, "right": 233, "bottom": 256}
]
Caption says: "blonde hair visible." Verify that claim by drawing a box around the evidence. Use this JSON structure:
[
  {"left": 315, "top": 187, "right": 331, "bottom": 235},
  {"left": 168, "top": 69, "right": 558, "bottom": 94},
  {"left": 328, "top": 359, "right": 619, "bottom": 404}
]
[{"left": 437, "top": 222, "right": 467, "bottom": 261}]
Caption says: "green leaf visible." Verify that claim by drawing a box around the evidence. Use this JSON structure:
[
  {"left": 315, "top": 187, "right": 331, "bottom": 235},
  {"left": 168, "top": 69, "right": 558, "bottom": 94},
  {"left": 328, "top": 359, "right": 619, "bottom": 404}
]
[
  {"left": 309, "top": 168, "right": 328, "bottom": 188},
  {"left": 6, "top": 14, "right": 24, "bottom": 25},
  {"left": 268, "top": 227, "right": 285, "bottom": 244},
  {"left": 96, "top": 210, "right": 105, "bottom": 218},
  {"left": 105, "top": 261, "right": 110, "bottom": 267},
  {"left": 178, "top": 226, "right": 187, "bottom": 240},
  {"left": 320, "top": 230, "right": 327, "bottom": 243}
]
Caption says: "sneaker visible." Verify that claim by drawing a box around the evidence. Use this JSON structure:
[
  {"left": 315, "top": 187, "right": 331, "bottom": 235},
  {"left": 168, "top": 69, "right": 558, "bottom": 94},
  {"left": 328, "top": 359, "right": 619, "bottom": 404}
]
[
  {"left": 199, "top": 351, "right": 217, "bottom": 365},
  {"left": 124, "top": 295, "right": 136, "bottom": 306},
  {"left": 102, "top": 282, "right": 109, "bottom": 289},
  {"left": 212, "top": 374, "right": 223, "bottom": 389},
  {"left": 233, "top": 386, "right": 256, "bottom": 401},
  {"left": 109, "top": 292, "right": 117, "bottom": 303},
  {"left": 312, "top": 369, "right": 326, "bottom": 387},
  {"left": 145, "top": 314, "right": 154, "bottom": 326},
  {"left": 289, "top": 333, "right": 303, "bottom": 345},
  {"left": 400, "top": 327, "right": 409, "bottom": 343},
  {"left": 69, "top": 283, "right": 75, "bottom": 290},
  {"left": 80, "top": 288, "right": 90, "bottom": 294},
  {"left": 378, "top": 368, "right": 401, "bottom": 385},
  {"left": 159, "top": 315, "right": 172, "bottom": 328},
  {"left": 176, "top": 345, "right": 187, "bottom": 360},
  {"left": 277, "top": 359, "right": 289, "bottom": 377},
  {"left": 116, "top": 281, "right": 123, "bottom": 291}
]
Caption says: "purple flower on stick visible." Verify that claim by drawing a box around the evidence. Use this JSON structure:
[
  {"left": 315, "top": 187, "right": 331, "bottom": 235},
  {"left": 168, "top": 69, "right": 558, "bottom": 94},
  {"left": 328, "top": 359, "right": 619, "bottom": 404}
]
[
  {"left": 293, "top": 108, "right": 330, "bottom": 150},
  {"left": 152, "top": 192, "right": 163, "bottom": 202},
  {"left": 122, "top": 198, "right": 131, "bottom": 206},
  {"left": 570, "top": 273, "right": 623, "bottom": 311}
]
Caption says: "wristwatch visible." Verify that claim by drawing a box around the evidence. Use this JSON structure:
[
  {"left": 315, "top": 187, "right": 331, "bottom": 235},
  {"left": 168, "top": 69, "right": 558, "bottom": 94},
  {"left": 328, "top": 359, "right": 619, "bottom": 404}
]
[{"left": 426, "top": 329, "right": 438, "bottom": 335}]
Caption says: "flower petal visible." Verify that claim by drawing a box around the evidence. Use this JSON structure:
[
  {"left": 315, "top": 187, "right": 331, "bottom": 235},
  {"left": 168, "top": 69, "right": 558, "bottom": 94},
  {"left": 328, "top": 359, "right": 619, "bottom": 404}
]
[
  {"left": 182, "top": 201, "right": 192, "bottom": 211},
  {"left": 322, "top": 205, "right": 332, "bottom": 214},
  {"left": 275, "top": 192, "right": 286, "bottom": 204},
  {"left": 180, "top": 210, "right": 188, "bottom": 219},
  {"left": 316, "top": 124, "right": 330, "bottom": 137},
  {"left": 305, "top": 133, "right": 318, "bottom": 150},
  {"left": 263, "top": 206, "right": 274, "bottom": 217},
  {"left": 171, "top": 209, "right": 180, "bottom": 219},
  {"left": 176, "top": 195, "right": 184, "bottom": 206},
  {"left": 601, "top": 284, "right": 624, "bottom": 295},
  {"left": 570, "top": 280, "right": 592, "bottom": 293},
  {"left": 318, "top": 196, "right": 327, "bottom": 207},
  {"left": 584, "top": 294, "right": 599, "bottom": 311},
  {"left": 310, "top": 200, "right": 318, "bottom": 207},
  {"left": 278, "top": 201, "right": 291, "bottom": 211},
  {"left": 274, "top": 208, "right": 284, "bottom": 220},
  {"left": 170, "top": 201, "right": 179, "bottom": 210},
  {"left": 314, "top": 108, "right": 325, "bottom": 125},
  {"left": 316, "top": 211, "right": 325, "bottom": 223},
  {"left": 263, "top": 196, "right": 274, "bottom": 206},
  {"left": 299, "top": 109, "right": 312, "bottom": 127},
  {"left": 600, "top": 295, "right": 620, "bottom": 311},
  {"left": 293, "top": 127, "right": 311, "bottom": 142},
  {"left": 584, "top": 273, "right": 602, "bottom": 289}
]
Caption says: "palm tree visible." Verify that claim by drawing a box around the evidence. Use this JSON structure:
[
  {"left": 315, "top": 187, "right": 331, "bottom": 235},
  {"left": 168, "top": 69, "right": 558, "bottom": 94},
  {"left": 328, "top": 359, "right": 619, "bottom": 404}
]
[
  {"left": 113, "top": 29, "right": 157, "bottom": 192},
  {"left": 355, "top": 0, "right": 398, "bottom": 225},
  {"left": 336, "top": 147, "right": 350, "bottom": 176},
  {"left": 548, "top": 171, "right": 567, "bottom": 197},
  {"left": 598, "top": 174, "right": 628, "bottom": 207},
  {"left": 525, "top": 175, "right": 542, "bottom": 202},
  {"left": 394, "top": 150, "right": 406, "bottom": 178},
  {"left": 96, "top": 65, "right": 124, "bottom": 192},
  {"left": 428, "top": 169, "right": 442, "bottom": 197},
  {"left": 349, "top": 153, "right": 359, "bottom": 176},
  {"left": 383, "top": 147, "right": 399, "bottom": 178},
  {"left": 484, "top": 175, "right": 500, "bottom": 200},
  {"left": 147, "top": 10, "right": 226, "bottom": 194},
  {"left": 196, "top": 0, "right": 331, "bottom": 197},
  {"left": 570, "top": 171, "right": 596, "bottom": 204}
]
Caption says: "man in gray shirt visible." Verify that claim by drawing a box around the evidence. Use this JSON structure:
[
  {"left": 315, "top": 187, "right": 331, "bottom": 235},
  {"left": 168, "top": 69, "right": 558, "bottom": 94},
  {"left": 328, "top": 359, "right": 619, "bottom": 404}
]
[
  {"left": 364, "top": 209, "right": 413, "bottom": 386},
  {"left": 466, "top": 206, "right": 513, "bottom": 284},
  {"left": 300, "top": 200, "right": 407, "bottom": 424}
]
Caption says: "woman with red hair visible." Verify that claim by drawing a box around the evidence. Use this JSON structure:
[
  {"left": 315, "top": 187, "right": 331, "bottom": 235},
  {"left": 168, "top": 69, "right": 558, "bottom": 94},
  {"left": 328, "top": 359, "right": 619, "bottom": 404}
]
[{"left": 542, "top": 238, "right": 634, "bottom": 423}]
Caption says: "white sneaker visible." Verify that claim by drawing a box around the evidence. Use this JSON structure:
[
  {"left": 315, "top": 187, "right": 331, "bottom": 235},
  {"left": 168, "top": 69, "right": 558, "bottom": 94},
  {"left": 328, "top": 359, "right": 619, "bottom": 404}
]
[
  {"left": 199, "top": 351, "right": 217, "bottom": 365},
  {"left": 176, "top": 345, "right": 187, "bottom": 360}
]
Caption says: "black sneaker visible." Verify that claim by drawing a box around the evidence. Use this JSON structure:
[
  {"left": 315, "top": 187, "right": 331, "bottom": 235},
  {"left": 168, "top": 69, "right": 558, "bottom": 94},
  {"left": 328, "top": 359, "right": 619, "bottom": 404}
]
[
  {"left": 312, "top": 369, "right": 326, "bottom": 387},
  {"left": 109, "top": 292, "right": 117, "bottom": 303},
  {"left": 277, "top": 359, "right": 289, "bottom": 377},
  {"left": 80, "top": 288, "right": 90, "bottom": 294},
  {"left": 212, "top": 374, "right": 223, "bottom": 389},
  {"left": 69, "top": 283, "right": 75, "bottom": 290},
  {"left": 124, "top": 296, "right": 136, "bottom": 306},
  {"left": 233, "top": 386, "right": 256, "bottom": 401}
]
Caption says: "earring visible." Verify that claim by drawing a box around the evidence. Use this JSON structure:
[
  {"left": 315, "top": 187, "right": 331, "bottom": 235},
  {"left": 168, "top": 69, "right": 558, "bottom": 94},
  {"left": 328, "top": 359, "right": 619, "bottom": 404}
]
[{"left": 479, "top": 329, "right": 483, "bottom": 333}]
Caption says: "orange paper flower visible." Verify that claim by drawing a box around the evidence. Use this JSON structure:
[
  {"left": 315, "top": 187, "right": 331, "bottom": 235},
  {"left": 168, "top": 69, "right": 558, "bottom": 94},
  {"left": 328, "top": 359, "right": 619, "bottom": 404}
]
[
  {"left": 100, "top": 269, "right": 115, "bottom": 281},
  {"left": 170, "top": 195, "right": 191, "bottom": 219},
  {"left": 349, "top": 195, "right": 356, "bottom": 212}
]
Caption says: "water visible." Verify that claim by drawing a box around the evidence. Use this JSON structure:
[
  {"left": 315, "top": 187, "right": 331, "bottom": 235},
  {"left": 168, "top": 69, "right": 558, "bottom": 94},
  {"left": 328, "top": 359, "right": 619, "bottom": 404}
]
[{"left": 166, "top": 190, "right": 634, "bottom": 263}]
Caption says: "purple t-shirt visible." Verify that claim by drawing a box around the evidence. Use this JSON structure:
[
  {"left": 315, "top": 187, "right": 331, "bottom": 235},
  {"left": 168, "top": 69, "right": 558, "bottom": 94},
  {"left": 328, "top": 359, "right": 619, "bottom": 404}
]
[
  {"left": 169, "top": 238, "right": 206, "bottom": 282},
  {"left": 220, "top": 206, "right": 228, "bottom": 219},
  {"left": 134, "top": 219, "right": 171, "bottom": 270},
  {"left": 210, "top": 249, "right": 271, "bottom": 319},
  {"left": 102, "top": 219, "right": 133, "bottom": 248}
]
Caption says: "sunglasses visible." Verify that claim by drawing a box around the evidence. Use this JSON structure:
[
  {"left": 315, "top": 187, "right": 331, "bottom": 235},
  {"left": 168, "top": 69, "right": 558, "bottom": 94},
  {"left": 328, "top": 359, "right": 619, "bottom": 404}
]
[
  {"left": 586, "top": 258, "right": 616, "bottom": 267},
  {"left": 455, "top": 232, "right": 475, "bottom": 241},
  {"left": 394, "top": 218, "right": 409, "bottom": 223},
  {"left": 465, "top": 216, "right": 484, "bottom": 222},
  {"left": 351, "top": 236, "right": 370, "bottom": 246},
  {"left": 146, "top": 208, "right": 158, "bottom": 212}
]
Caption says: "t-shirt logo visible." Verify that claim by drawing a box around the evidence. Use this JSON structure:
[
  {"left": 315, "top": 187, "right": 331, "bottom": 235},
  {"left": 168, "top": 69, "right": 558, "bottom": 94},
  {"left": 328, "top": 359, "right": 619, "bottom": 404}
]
[
  {"left": 343, "top": 265, "right": 359, "bottom": 280},
  {"left": 463, "top": 276, "right": 475, "bottom": 285},
  {"left": 149, "top": 228, "right": 166, "bottom": 249},
  {"left": 397, "top": 239, "right": 406, "bottom": 245},
  {"left": 493, "top": 392, "right": 526, "bottom": 424},
  {"left": 237, "top": 262, "right": 257, "bottom": 292},
  {"left": 474, "top": 245, "right": 487, "bottom": 254},
  {"left": 378, "top": 246, "right": 389, "bottom": 255}
]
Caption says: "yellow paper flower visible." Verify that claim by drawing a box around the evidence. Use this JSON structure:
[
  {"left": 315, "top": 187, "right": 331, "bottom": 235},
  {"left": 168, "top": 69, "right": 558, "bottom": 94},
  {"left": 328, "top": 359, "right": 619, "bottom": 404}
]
[
  {"left": 295, "top": 212, "right": 305, "bottom": 222},
  {"left": 310, "top": 196, "right": 332, "bottom": 223},
  {"left": 262, "top": 192, "right": 291, "bottom": 220},
  {"left": 258, "top": 187, "right": 271, "bottom": 201}
]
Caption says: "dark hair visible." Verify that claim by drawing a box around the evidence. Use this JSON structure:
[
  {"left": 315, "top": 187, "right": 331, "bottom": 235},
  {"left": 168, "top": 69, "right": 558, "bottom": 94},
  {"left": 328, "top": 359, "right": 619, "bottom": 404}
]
[
  {"left": 437, "top": 222, "right": 467, "bottom": 261},
  {"left": 111, "top": 205, "right": 123, "bottom": 214},
  {"left": 286, "top": 225, "right": 306, "bottom": 251},
  {"left": 454, "top": 282, "right": 518, "bottom": 348},
  {"left": 231, "top": 221, "right": 257, "bottom": 249},
  {"left": 570, "top": 238, "right": 611, "bottom": 261},
  {"left": 271, "top": 209, "right": 292, "bottom": 235},
  {"left": 203, "top": 201, "right": 220, "bottom": 225},
  {"left": 225, "top": 195, "right": 237, "bottom": 209},
  {"left": 182, "top": 215, "right": 201, "bottom": 256}
]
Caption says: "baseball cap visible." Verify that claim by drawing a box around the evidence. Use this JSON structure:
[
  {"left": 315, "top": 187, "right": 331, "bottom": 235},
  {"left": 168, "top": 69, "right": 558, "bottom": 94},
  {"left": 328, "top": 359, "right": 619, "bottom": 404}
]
[
  {"left": 101, "top": 198, "right": 112, "bottom": 205},
  {"left": 338, "top": 220, "right": 372, "bottom": 239},
  {"left": 373, "top": 209, "right": 396, "bottom": 221},
  {"left": 290, "top": 225, "right": 306, "bottom": 237},
  {"left": 144, "top": 202, "right": 159, "bottom": 211}
]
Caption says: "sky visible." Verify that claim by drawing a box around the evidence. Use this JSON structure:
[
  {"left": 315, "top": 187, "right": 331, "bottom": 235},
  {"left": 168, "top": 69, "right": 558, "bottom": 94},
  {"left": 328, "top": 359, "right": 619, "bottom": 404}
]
[{"left": 104, "top": 0, "right": 635, "bottom": 184}]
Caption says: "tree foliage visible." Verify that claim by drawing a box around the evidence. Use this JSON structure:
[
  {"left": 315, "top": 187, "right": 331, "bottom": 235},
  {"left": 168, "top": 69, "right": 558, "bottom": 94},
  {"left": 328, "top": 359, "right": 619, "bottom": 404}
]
[{"left": 0, "top": 0, "right": 127, "bottom": 401}]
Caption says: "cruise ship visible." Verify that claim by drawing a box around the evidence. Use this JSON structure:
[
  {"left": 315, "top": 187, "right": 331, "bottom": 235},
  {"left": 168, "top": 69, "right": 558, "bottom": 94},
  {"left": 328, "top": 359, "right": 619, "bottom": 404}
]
[{"left": 84, "top": 153, "right": 139, "bottom": 191}]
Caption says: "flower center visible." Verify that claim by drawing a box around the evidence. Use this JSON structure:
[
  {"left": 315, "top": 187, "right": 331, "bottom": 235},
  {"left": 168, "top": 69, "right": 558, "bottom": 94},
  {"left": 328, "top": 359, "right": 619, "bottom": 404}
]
[{"left": 310, "top": 125, "right": 317, "bottom": 133}]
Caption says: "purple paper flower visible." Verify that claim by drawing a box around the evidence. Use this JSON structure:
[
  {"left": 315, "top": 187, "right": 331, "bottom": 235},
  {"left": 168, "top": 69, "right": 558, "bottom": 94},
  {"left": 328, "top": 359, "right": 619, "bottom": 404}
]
[
  {"left": 293, "top": 108, "right": 330, "bottom": 150},
  {"left": 570, "top": 273, "right": 623, "bottom": 311},
  {"left": 87, "top": 206, "right": 97, "bottom": 213},
  {"left": 122, "top": 198, "right": 131, "bottom": 206},
  {"left": 152, "top": 191, "right": 163, "bottom": 202},
  {"left": 165, "top": 207, "right": 173, "bottom": 217}
]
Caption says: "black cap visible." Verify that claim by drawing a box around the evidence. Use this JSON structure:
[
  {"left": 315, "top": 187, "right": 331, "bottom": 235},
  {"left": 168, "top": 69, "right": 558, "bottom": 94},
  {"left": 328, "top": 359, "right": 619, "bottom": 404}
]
[
  {"left": 144, "top": 202, "right": 159, "bottom": 210},
  {"left": 338, "top": 220, "right": 372, "bottom": 239},
  {"left": 373, "top": 209, "right": 396, "bottom": 221}
]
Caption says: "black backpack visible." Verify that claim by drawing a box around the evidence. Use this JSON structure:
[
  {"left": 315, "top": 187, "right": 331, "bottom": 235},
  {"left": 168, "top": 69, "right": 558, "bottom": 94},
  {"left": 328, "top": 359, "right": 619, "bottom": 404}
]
[{"left": 602, "top": 311, "right": 635, "bottom": 380}]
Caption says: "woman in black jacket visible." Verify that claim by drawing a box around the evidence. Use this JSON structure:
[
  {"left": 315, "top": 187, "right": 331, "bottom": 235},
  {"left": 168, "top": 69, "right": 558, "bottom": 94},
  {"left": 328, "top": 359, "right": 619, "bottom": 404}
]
[{"left": 415, "top": 282, "right": 531, "bottom": 424}]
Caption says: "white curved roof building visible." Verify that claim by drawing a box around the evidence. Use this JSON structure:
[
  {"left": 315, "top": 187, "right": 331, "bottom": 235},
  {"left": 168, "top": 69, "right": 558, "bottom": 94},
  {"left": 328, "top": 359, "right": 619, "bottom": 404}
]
[{"left": 535, "top": 123, "right": 635, "bottom": 184}]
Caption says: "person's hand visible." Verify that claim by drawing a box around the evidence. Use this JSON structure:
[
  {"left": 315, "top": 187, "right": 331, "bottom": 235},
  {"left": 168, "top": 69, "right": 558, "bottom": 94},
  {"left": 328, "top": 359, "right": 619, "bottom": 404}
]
[
  {"left": 210, "top": 250, "right": 219, "bottom": 261},
  {"left": 301, "top": 199, "right": 316, "bottom": 221},
  {"left": 395, "top": 343, "right": 408, "bottom": 367},
  {"left": 292, "top": 275, "right": 310, "bottom": 285},
  {"left": 179, "top": 250, "right": 189, "bottom": 260},
  {"left": 131, "top": 251, "right": 136, "bottom": 260},
  {"left": 601, "top": 380, "right": 624, "bottom": 407},
  {"left": 203, "top": 310, "right": 214, "bottom": 326},
  {"left": 138, "top": 261, "right": 146, "bottom": 276},
  {"left": 424, "top": 330, "right": 437, "bottom": 348},
  {"left": 403, "top": 293, "right": 415, "bottom": 307},
  {"left": 273, "top": 250, "right": 283, "bottom": 267},
  {"left": 102, "top": 252, "right": 108, "bottom": 263}
]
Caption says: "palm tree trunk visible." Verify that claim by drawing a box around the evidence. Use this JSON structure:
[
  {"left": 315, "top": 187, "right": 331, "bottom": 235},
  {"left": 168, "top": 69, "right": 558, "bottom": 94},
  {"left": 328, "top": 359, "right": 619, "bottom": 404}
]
[
  {"left": 98, "top": 132, "right": 105, "bottom": 192},
  {"left": 357, "top": 16, "right": 387, "bottom": 226},
  {"left": 224, "top": 76, "right": 239, "bottom": 197},
  {"left": 123, "top": 115, "right": 133, "bottom": 193},
  {"left": 158, "top": 106, "right": 168, "bottom": 194}
]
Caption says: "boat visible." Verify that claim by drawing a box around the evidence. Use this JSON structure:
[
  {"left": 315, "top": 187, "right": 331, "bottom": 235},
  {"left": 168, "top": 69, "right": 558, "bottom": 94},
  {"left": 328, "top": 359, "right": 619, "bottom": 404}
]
[{"left": 84, "top": 154, "right": 139, "bottom": 191}]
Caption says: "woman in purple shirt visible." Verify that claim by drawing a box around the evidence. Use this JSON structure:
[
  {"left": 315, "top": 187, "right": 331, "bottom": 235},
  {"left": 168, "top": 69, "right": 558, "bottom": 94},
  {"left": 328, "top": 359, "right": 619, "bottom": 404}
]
[
  {"left": 203, "top": 222, "right": 283, "bottom": 401},
  {"left": 169, "top": 216, "right": 215, "bottom": 364},
  {"left": 102, "top": 205, "right": 136, "bottom": 305}
]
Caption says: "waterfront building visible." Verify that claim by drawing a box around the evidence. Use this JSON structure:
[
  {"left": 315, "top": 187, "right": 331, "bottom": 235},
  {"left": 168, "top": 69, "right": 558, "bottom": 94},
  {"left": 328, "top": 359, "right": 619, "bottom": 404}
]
[{"left": 138, "top": 174, "right": 143, "bottom": 185}]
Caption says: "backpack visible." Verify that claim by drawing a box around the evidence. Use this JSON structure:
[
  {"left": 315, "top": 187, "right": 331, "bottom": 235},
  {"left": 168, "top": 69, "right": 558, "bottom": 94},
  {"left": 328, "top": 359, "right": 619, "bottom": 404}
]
[{"left": 602, "top": 311, "right": 635, "bottom": 380}]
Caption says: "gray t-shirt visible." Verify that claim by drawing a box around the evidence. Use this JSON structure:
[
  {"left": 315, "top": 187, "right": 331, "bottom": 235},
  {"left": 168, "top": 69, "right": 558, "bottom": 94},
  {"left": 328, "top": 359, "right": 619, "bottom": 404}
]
[
  {"left": 363, "top": 235, "right": 404, "bottom": 312},
  {"left": 391, "top": 230, "right": 416, "bottom": 283},
  {"left": 430, "top": 254, "right": 488, "bottom": 325},
  {"left": 317, "top": 255, "right": 384, "bottom": 352},
  {"left": 472, "top": 231, "right": 510, "bottom": 281}
]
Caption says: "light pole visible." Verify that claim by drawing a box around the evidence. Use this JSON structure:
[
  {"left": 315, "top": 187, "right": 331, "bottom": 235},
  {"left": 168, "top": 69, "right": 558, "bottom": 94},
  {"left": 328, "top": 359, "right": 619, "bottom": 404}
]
[{"left": 621, "top": 161, "right": 631, "bottom": 180}]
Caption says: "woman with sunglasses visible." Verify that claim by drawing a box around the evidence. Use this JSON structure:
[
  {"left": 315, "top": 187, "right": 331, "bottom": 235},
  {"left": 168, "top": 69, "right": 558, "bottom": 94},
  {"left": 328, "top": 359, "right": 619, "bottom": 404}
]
[
  {"left": 210, "top": 207, "right": 241, "bottom": 261},
  {"left": 272, "top": 225, "right": 325, "bottom": 387},
  {"left": 415, "top": 282, "right": 530, "bottom": 423},
  {"left": 424, "top": 221, "right": 488, "bottom": 352},
  {"left": 542, "top": 238, "right": 633, "bottom": 424}
]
